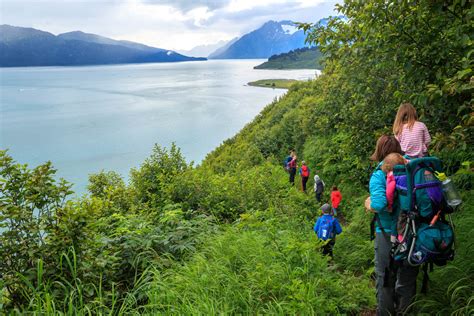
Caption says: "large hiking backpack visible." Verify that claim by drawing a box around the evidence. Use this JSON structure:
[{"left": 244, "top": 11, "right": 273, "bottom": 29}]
[
  {"left": 317, "top": 216, "right": 335, "bottom": 241},
  {"left": 284, "top": 156, "right": 292, "bottom": 172},
  {"left": 392, "top": 157, "right": 456, "bottom": 292},
  {"left": 301, "top": 165, "right": 309, "bottom": 177}
]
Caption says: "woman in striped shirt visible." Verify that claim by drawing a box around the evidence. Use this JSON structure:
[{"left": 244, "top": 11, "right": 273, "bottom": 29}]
[{"left": 393, "top": 103, "right": 431, "bottom": 158}]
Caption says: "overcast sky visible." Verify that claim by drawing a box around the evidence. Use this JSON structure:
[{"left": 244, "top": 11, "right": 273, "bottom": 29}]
[{"left": 0, "top": 0, "right": 339, "bottom": 50}]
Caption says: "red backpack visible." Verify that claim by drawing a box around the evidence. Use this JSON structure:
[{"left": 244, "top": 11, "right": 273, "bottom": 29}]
[{"left": 301, "top": 165, "right": 309, "bottom": 177}]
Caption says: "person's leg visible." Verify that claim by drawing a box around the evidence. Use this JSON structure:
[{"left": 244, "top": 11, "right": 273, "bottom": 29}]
[
  {"left": 328, "top": 240, "right": 335, "bottom": 258},
  {"left": 321, "top": 242, "right": 332, "bottom": 257},
  {"left": 332, "top": 207, "right": 337, "bottom": 216},
  {"left": 375, "top": 233, "right": 395, "bottom": 316},
  {"left": 321, "top": 243, "right": 329, "bottom": 256},
  {"left": 302, "top": 176, "right": 308, "bottom": 192},
  {"left": 289, "top": 168, "right": 295, "bottom": 184},
  {"left": 395, "top": 263, "right": 419, "bottom": 314}
]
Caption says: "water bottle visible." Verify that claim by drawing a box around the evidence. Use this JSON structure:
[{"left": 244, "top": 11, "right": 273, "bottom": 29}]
[{"left": 436, "top": 172, "right": 462, "bottom": 208}]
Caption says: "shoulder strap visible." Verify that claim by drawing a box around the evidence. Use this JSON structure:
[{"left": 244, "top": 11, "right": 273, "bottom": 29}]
[{"left": 375, "top": 213, "right": 390, "bottom": 242}]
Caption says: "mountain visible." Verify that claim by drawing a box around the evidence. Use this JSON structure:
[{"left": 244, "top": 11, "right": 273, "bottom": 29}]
[
  {"left": 253, "top": 47, "right": 323, "bottom": 69},
  {"left": 178, "top": 38, "right": 238, "bottom": 58},
  {"left": 207, "top": 37, "right": 239, "bottom": 59},
  {"left": 208, "top": 21, "right": 307, "bottom": 59},
  {"left": 57, "top": 31, "right": 163, "bottom": 53},
  {"left": 0, "top": 25, "right": 205, "bottom": 67}
]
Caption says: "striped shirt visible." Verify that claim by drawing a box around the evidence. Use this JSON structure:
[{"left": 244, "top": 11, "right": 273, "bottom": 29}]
[{"left": 396, "top": 121, "right": 431, "bottom": 158}]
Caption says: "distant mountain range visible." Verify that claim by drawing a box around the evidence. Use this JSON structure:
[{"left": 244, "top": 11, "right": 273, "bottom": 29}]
[
  {"left": 178, "top": 38, "right": 238, "bottom": 58},
  {"left": 208, "top": 20, "right": 309, "bottom": 59},
  {"left": 0, "top": 25, "right": 205, "bottom": 67},
  {"left": 254, "top": 47, "right": 323, "bottom": 70}
]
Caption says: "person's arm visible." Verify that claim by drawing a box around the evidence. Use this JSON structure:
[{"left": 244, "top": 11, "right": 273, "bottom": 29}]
[
  {"left": 369, "top": 170, "right": 388, "bottom": 212},
  {"left": 334, "top": 218, "right": 343, "bottom": 235},
  {"left": 423, "top": 122, "right": 431, "bottom": 147},
  {"left": 386, "top": 172, "right": 396, "bottom": 210},
  {"left": 314, "top": 218, "right": 320, "bottom": 234}
]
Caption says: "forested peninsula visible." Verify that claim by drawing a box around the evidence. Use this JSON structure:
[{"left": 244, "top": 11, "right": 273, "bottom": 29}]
[
  {"left": 254, "top": 47, "right": 323, "bottom": 69},
  {"left": 1, "top": 1, "right": 472, "bottom": 314}
]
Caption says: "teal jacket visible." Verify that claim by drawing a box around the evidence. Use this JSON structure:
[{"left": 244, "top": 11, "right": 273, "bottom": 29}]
[{"left": 369, "top": 163, "right": 398, "bottom": 235}]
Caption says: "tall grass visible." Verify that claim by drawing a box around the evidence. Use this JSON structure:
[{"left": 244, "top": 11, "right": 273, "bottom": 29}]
[{"left": 144, "top": 207, "right": 376, "bottom": 314}]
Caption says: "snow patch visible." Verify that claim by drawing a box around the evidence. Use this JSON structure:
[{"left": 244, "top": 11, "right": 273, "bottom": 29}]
[
  {"left": 281, "top": 24, "right": 298, "bottom": 35},
  {"left": 166, "top": 51, "right": 173, "bottom": 56}
]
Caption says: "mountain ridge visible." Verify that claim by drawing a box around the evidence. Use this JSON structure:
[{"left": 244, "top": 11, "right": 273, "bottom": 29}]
[
  {"left": 0, "top": 25, "right": 205, "bottom": 67},
  {"left": 208, "top": 20, "right": 308, "bottom": 59}
]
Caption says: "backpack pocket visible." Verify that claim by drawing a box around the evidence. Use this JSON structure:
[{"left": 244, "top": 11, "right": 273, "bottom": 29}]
[
  {"left": 408, "top": 222, "right": 454, "bottom": 266},
  {"left": 414, "top": 169, "right": 444, "bottom": 218}
]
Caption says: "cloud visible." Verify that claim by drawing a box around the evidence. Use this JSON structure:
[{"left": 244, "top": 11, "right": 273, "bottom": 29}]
[
  {"left": 142, "top": 0, "right": 231, "bottom": 12},
  {"left": 0, "top": 0, "right": 339, "bottom": 50}
]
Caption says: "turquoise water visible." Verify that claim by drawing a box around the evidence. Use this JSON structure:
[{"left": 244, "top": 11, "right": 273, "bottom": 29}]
[{"left": 0, "top": 60, "right": 316, "bottom": 194}]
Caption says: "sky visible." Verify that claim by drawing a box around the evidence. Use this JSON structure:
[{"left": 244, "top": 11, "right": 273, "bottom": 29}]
[{"left": 0, "top": 0, "right": 339, "bottom": 51}]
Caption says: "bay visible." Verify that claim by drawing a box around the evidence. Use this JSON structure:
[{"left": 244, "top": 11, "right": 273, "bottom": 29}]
[{"left": 0, "top": 60, "right": 317, "bottom": 194}]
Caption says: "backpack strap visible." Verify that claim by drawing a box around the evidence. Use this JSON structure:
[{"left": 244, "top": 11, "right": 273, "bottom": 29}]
[{"left": 375, "top": 213, "right": 391, "bottom": 242}]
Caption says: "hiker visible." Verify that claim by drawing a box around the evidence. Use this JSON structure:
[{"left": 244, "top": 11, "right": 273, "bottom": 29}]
[
  {"left": 313, "top": 174, "right": 325, "bottom": 202},
  {"left": 299, "top": 161, "right": 310, "bottom": 192},
  {"left": 330, "top": 186, "right": 342, "bottom": 216},
  {"left": 287, "top": 150, "right": 297, "bottom": 185},
  {"left": 365, "top": 135, "right": 419, "bottom": 316},
  {"left": 314, "top": 203, "right": 342, "bottom": 257},
  {"left": 393, "top": 102, "right": 431, "bottom": 158}
]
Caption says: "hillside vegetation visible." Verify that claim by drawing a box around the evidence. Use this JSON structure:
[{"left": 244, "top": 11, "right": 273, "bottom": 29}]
[
  {"left": 254, "top": 47, "right": 323, "bottom": 69},
  {"left": 1, "top": 1, "right": 472, "bottom": 314}
]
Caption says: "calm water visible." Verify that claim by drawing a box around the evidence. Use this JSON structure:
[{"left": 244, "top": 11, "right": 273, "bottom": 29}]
[{"left": 0, "top": 60, "right": 316, "bottom": 194}]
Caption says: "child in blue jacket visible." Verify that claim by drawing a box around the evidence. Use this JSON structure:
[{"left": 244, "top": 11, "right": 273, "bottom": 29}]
[{"left": 314, "top": 203, "right": 343, "bottom": 257}]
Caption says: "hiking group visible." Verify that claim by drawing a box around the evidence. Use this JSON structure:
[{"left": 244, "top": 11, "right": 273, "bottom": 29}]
[{"left": 286, "top": 103, "right": 461, "bottom": 316}]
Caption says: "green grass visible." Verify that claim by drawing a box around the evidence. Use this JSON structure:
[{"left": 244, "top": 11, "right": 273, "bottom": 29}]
[
  {"left": 247, "top": 79, "right": 299, "bottom": 89},
  {"left": 144, "top": 214, "right": 375, "bottom": 314}
]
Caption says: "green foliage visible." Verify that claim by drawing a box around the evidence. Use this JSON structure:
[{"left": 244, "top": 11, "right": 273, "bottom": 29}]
[
  {"left": 2, "top": 1, "right": 473, "bottom": 314},
  {"left": 0, "top": 150, "right": 73, "bottom": 307},
  {"left": 130, "top": 143, "right": 190, "bottom": 208},
  {"left": 247, "top": 79, "right": 298, "bottom": 89},
  {"left": 88, "top": 170, "right": 131, "bottom": 213},
  {"left": 145, "top": 213, "right": 374, "bottom": 314}
]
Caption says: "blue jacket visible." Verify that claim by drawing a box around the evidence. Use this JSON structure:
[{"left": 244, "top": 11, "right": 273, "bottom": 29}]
[
  {"left": 314, "top": 214, "right": 343, "bottom": 239},
  {"left": 369, "top": 162, "right": 398, "bottom": 234}
]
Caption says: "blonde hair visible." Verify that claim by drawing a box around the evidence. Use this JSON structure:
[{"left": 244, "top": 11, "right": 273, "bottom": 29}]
[
  {"left": 382, "top": 153, "right": 406, "bottom": 173},
  {"left": 393, "top": 103, "right": 418, "bottom": 136}
]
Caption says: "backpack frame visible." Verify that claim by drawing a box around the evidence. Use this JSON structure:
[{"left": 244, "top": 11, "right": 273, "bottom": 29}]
[{"left": 392, "top": 157, "right": 456, "bottom": 293}]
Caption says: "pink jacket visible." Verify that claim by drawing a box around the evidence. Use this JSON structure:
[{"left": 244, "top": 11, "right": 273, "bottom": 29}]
[{"left": 386, "top": 171, "right": 396, "bottom": 212}]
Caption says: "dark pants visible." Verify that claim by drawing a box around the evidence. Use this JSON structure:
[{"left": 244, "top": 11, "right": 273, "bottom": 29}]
[
  {"left": 321, "top": 239, "right": 335, "bottom": 257},
  {"left": 302, "top": 176, "right": 309, "bottom": 192},
  {"left": 375, "top": 233, "right": 419, "bottom": 316},
  {"left": 289, "top": 168, "right": 296, "bottom": 185},
  {"left": 315, "top": 192, "right": 322, "bottom": 202}
]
